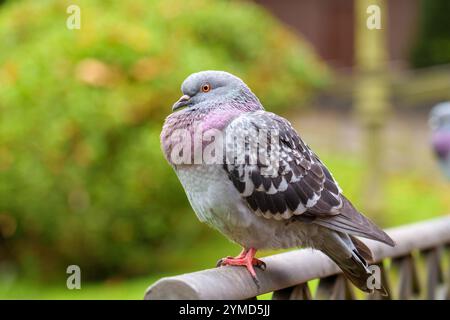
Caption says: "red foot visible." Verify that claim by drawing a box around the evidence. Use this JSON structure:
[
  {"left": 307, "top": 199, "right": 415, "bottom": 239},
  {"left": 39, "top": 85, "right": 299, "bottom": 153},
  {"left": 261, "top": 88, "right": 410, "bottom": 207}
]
[{"left": 216, "top": 248, "right": 266, "bottom": 285}]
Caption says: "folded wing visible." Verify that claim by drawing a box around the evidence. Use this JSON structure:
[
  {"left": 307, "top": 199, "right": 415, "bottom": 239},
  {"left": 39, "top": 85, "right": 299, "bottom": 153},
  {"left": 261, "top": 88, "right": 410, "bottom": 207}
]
[{"left": 223, "top": 111, "right": 394, "bottom": 246}]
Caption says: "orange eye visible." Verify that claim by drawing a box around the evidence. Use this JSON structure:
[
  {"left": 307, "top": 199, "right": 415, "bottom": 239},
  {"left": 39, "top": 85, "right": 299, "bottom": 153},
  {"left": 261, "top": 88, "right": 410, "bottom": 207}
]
[{"left": 201, "top": 83, "right": 211, "bottom": 93}]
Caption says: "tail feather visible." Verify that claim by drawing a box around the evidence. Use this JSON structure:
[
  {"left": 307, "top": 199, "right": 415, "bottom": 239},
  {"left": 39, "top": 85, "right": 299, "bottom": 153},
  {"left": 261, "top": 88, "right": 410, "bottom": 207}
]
[
  {"left": 349, "top": 235, "right": 374, "bottom": 263},
  {"left": 319, "top": 230, "right": 387, "bottom": 296},
  {"left": 314, "top": 196, "right": 395, "bottom": 247}
]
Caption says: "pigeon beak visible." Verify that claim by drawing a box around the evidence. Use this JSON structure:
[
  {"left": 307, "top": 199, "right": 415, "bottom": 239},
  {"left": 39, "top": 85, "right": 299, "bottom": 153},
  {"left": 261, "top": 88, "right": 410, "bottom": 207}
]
[{"left": 172, "top": 94, "right": 191, "bottom": 111}]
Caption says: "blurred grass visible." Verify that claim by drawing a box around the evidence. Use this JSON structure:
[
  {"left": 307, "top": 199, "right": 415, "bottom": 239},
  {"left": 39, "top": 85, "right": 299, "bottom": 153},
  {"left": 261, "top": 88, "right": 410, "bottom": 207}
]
[{"left": 0, "top": 276, "right": 157, "bottom": 299}]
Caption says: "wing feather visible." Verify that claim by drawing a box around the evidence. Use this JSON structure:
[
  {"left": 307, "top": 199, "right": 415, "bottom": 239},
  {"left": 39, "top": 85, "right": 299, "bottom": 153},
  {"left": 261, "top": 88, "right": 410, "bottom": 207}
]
[
  {"left": 223, "top": 111, "right": 395, "bottom": 246},
  {"left": 223, "top": 111, "right": 342, "bottom": 219}
]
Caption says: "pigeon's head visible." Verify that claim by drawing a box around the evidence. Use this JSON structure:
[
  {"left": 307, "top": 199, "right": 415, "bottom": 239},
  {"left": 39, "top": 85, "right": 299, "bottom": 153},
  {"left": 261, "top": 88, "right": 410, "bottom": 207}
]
[
  {"left": 172, "top": 71, "right": 260, "bottom": 112},
  {"left": 429, "top": 102, "right": 450, "bottom": 131},
  {"left": 429, "top": 102, "right": 450, "bottom": 164}
]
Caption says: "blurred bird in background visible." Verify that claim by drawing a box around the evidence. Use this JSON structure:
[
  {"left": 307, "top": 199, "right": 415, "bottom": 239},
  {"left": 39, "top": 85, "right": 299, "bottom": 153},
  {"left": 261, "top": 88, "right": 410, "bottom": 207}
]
[{"left": 429, "top": 102, "right": 450, "bottom": 179}]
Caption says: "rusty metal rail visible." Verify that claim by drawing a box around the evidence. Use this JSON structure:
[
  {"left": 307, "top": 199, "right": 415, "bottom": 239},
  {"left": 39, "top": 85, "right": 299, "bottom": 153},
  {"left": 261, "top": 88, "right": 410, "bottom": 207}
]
[{"left": 145, "top": 216, "right": 450, "bottom": 300}]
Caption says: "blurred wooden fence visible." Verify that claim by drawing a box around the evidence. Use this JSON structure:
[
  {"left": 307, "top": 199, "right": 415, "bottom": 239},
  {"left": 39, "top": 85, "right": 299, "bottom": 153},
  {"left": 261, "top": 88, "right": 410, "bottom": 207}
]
[{"left": 145, "top": 216, "right": 450, "bottom": 300}]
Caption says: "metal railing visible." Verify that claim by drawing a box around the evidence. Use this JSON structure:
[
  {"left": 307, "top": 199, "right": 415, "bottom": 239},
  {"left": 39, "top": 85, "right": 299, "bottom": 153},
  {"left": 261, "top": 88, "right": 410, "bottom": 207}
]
[{"left": 145, "top": 216, "right": 450, "bottom": 300}]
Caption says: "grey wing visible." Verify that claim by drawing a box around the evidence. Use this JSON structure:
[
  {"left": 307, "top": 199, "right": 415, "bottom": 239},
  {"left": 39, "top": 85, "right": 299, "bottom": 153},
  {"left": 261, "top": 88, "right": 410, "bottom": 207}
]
[
  {"left": 223, "top": 110, "right": 343, "bottom": 219},
  {"left": 223, "top": 111, "right": 394, "bottom": 246}
]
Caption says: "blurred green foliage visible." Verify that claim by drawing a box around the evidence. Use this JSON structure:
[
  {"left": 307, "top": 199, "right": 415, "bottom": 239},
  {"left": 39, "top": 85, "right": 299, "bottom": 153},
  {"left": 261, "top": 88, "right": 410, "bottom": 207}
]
[
  {"left": 0, "top": 0, "right": 329, "bottom": 281},
  {"left": 411, "top": 0, "right": 450, "bottom": 68}
]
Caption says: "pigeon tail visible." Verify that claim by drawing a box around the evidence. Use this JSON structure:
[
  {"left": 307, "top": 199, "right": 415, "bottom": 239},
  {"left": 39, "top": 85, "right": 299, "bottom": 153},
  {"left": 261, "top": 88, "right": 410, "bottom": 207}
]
[{"left": 318, "top": 230, "right": 388, "bottom": 296}]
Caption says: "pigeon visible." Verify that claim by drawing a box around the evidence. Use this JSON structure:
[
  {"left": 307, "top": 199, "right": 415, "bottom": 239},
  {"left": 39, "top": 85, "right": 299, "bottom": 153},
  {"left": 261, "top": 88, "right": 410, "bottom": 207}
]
[
  {"left": 429, "top": 102, "right": 450, "bottom": 179},
  {"left": 161, "top": 71, "right": 395, "bottom": 294}
]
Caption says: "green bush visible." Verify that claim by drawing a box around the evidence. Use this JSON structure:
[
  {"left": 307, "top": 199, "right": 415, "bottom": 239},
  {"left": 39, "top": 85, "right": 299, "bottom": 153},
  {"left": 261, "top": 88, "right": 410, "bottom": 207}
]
[
  {"left": 411, "top": 0, "right": 450, "bottom": 68},
  {"left": 0, "top": 0, "right": 328, "bottom": 281}
]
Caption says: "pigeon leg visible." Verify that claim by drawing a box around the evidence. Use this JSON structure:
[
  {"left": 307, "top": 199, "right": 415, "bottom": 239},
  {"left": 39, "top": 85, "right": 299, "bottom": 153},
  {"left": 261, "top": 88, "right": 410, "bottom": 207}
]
[
  {"left": 216, "top": 248, "right": 248, "bottom": 266},
  {"left": 216, "top": 248, "right": 266, "bottom": 285},
  {"left": 229, "top": 248, "right": 248, "bottom": 259}
]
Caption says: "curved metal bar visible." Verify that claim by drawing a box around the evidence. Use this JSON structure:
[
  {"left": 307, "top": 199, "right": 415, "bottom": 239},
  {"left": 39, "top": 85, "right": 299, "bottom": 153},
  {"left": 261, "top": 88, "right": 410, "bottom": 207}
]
[{"left": 145, "top": 216, "right": 450, "bottom": 300}]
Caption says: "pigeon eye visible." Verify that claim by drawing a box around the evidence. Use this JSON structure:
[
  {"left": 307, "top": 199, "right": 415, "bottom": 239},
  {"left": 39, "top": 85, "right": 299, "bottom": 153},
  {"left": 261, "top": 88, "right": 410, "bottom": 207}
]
[{"left": 201, "top": 83, "right": 211, "bottom": 93}]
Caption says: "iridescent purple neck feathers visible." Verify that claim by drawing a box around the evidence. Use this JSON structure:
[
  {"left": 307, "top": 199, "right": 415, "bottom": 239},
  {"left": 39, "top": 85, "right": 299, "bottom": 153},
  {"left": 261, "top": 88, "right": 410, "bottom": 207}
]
[{"left": 160, "top": 92, "right": 262, "bottom": 165}]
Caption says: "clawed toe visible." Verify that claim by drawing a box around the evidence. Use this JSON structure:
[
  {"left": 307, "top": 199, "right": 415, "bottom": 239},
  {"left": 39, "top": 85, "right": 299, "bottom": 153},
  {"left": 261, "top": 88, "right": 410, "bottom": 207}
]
[
  {"left": 216, "top": 258, "right": 225, "bottom": 268},
  {"left": 216, "top": 248, "right": 265, "bottom": 289},
  {"left": 254, "top": 259, "right": 266, "bottom": 270},
  {"left": 251, "top": 274, "right": 261, "bottom": 289}
]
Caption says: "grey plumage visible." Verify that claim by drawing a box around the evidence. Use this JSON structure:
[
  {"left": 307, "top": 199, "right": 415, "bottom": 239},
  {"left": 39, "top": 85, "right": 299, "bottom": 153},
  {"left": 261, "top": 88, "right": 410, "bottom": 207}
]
[
  {"left": 161, "top": 71, "right": 395, "bottom": 294},
  {"left": 224, "top": 110, "right": 394, "bottom": 246}
]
